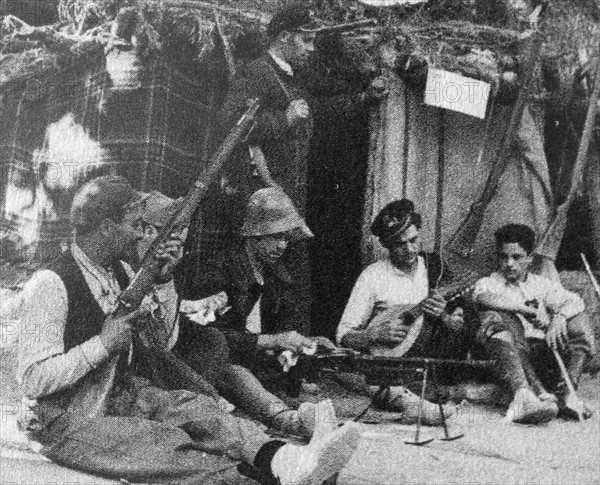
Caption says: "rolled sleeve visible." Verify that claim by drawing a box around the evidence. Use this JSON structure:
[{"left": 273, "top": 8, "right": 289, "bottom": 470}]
[
  {"left": 79, "top": 336, "right": 110, "bottom": 369},
  {"left": 336, "top": 270, "right": 376, "bottom": 346},
  {"left": 545, "top": 280, "right": 585, "bottom": 320}
]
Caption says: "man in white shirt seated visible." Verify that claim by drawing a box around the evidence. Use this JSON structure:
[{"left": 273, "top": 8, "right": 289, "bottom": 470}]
[
  {"left": 17, "top": 175, "right": 360, "bottom": 485},
  {"left": 473, "top": 223, "right": 596, "bottom": 423},
  {"left": 336, "top": 199, "right": 466, "bottom": 425}
]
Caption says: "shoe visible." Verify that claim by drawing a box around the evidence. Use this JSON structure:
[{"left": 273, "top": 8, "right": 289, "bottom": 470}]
[
  {"left": 271, "top": 422, "right": 361, "bottom": 485},
  {"left": 507, "top": 388, "right": 558, "bottom": 424},
  {"left": 379, "top": 386, "right": 456, "bottom": 426}
]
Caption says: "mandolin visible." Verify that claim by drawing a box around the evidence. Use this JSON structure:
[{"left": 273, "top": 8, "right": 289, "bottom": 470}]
[{"left": 369, "top": 278, "right": 476, "bottom": 358}]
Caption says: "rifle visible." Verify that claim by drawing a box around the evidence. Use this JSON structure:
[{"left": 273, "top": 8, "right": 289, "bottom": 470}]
[
  {"left": 114, "top": 99, "right": 260, "bottom": 397},
  {"left": 447, "top": 31, "right": 543, "bottom": 258},
  {"left": 119, "top": 98, "right": 260, "bottom": 310},
  {"left": 535, "top": 55, "right": 600, "bottom": 260}
]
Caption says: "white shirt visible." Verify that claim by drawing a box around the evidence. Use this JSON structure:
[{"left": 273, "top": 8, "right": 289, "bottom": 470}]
[
  {"left": 18, "top": 244, "right": 179, "bottom": 424},
  {"left": 473, "top": 272, "right": 585, "bottom": 339},
  {"left": 245, "top": 244, "right": 264, "bottom": 334},
  {"left": 336, "top": 256, "right": 429, "bottom": 345}
]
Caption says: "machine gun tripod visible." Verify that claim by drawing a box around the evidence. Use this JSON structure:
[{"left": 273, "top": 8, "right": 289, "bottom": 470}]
[{"left": 298, "top": 349, "right": 495, "bottom": 445}]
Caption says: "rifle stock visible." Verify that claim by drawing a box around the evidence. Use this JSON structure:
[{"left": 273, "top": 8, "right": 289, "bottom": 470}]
[{"left": 119, "top": 98, "right": 260, "bottom": 311}]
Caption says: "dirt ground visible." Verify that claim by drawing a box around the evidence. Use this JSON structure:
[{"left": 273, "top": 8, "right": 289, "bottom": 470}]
[
  {"left": 330, "top": 376, "right": 600, "bottom": 485},
  {"left": 1, "top": 270, "right": 599, "bottom": 485},
  {"left": 2, "top": 372, "right": 598, "bottom": 485}
]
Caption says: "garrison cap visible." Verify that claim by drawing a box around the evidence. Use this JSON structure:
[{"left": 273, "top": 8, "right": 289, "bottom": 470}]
[
  {"left": 267, "top": 2, "right": 320, "bottom": 38},
  {"left": 371, "top": 199, "right": 422, "bottom": 247}
]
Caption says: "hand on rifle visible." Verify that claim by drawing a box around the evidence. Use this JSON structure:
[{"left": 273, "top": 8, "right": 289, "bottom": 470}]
[
  {"left": 366, "top": 319, "right": 408, "bottom": 347},
  {"left": 100, "top": 307, "right": 149, "bottom": 355},
  {"left": 286, "top": 99, "right": 310, "bottom": 126},
  {"left": 545, "top": 314, "right": 568, "bottom": 350},
  {"left": 421, "top": 290, "right": 447, "bottom": 319},
  {"left": 154, "top": 232, "right": 185, "bottom": 282}
]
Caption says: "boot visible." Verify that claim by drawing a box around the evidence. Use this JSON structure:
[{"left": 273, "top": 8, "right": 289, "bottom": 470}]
[
  {"left": 376, "top": 386, "right": 456, "bottom": 426},
  {"left": 271, "top": 422, "right": 360, "bottom": 485},
  {"left": 485, "top": 338, "right": 529, "bottom": 394},
  {"left": 486, "top": 338, "right": 557, "bottom": 424},
  {"left": 506, "top": 387, "right": 558, "bottom": 424},
  {"left": 555, "top": 350, "right": 594, "bottom": 420},
  {"left": 518, "top": 347, "right": 556, "bottom": 402}
]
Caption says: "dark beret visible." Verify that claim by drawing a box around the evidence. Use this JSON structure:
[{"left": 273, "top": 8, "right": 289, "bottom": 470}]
[
  {"left": 267, "top": 2, "right": 318, "bottom": 38},
  {"left": 371, "top": 199, "right": 421, "bottom": 246}
]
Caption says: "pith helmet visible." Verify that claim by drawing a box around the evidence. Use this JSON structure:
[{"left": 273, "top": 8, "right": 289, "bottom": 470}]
[{"left": 241, "top": 187, "right": 313, "bottom": 240}]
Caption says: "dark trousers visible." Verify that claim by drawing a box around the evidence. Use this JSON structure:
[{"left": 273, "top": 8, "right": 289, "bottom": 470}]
[
  {"left": 40, "top": 376, "right": 266, "bottom": 484},
  {"left": 477, "top": 310, "right": 596, "bottom": 391}
]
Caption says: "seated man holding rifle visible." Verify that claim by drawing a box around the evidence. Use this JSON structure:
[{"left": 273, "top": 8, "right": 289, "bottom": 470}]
[
  {"left": 473, "top": 223, "right": 596, "bottom": 423},
  {"left": 336, "top": 199, "right": 468, "bottom": 425},
  {"left": 17, "top": 175, "right": 360, "bottom": 485}
]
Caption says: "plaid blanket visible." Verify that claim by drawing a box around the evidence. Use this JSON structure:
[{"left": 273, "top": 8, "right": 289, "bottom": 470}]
[{"left": 1, "top": 39, "right": 224, "bottom": 264}]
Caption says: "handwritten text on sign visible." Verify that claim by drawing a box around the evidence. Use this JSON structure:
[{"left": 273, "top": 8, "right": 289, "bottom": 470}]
[{"left": 424, "top": 68, "right": 491, "bottom": 119}]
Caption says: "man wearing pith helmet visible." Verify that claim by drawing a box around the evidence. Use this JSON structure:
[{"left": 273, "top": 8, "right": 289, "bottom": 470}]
[{"left": 177, "top": 187, "right": 330, "bottom": 394}]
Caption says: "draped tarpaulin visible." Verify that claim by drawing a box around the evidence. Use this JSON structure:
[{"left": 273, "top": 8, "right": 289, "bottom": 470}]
[
  {"left": 362, "top": 73, "right": 554, "bottom": 275},
  {"left": 0, "top": 42, "right": 222, "bottom": 263}
]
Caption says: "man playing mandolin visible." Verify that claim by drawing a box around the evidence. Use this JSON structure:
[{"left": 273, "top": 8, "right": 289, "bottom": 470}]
[{"left": 336, "top": 199, "right": 466, "bottom": 425}]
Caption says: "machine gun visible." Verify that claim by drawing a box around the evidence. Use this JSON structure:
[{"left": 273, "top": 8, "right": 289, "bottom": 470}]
[{"left": 298, "top": 349, "right": 495, "bottom": 445}]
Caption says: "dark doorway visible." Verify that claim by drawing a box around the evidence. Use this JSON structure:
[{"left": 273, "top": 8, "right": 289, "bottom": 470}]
[{"left": 306, "top": 103, "right": 370, "bottom": 340}]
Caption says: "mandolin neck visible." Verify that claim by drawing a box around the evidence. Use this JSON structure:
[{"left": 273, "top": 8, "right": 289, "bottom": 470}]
[{"left": 407, "top": 286, "right": 465, "bottom": 321}]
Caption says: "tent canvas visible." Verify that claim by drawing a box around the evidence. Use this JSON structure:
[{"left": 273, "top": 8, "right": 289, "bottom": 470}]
[{"left": 362, "top": 71, "right": 554, "bottom": 276}]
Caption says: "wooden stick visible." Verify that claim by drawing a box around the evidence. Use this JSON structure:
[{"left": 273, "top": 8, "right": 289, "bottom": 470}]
[
  {"left": 448, "top": 31, "right": 543, "bottom": 257},
  {"left": 551, "top": 348, "right": 584, "bottom": 421},
  {"left": 535, "top": 51, "right": 600, "bottom": 259},
  {"left": 581, "top": 253, "right": 600, "bottom": 301}
]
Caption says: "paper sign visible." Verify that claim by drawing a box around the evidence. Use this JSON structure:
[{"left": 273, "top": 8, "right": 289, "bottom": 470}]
[{"left": 424, "top": 68, "right": 491, "bottom": 119}]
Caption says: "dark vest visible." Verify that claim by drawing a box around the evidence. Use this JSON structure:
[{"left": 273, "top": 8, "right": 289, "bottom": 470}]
[{"left": 47, "top": 251, "right": 130, "bottom": 351}]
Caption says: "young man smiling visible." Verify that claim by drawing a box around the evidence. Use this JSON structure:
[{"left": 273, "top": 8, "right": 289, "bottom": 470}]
[{"left": 473, "top": 223, "right": 596, "bottom": 423}]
